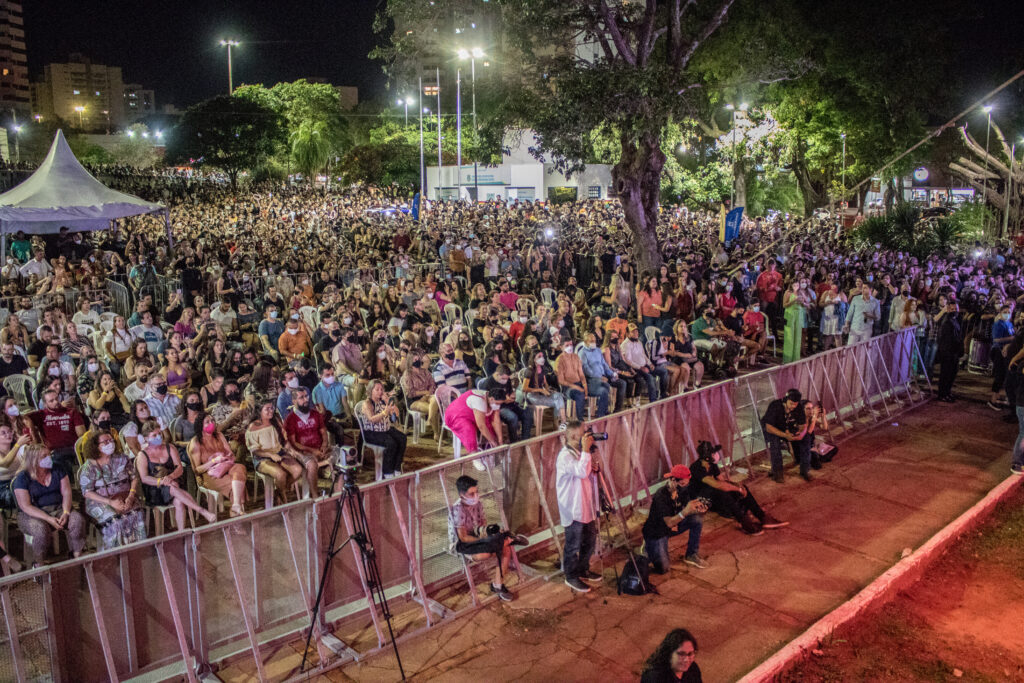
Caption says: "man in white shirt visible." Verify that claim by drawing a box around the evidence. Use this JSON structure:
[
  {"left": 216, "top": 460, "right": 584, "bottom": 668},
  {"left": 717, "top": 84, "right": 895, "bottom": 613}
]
[
  {"left": 18, "top": 249, "right": 50, "bottom": 280},
  {"left": 555, "top": 422, "right": 603, "bottom": 593},
  {"left": 130, "top": 311, "right": 165, "bottom": 355},
  {"left": 844, "top": 284, "right": 880, "bottom": 345},
  {"left": 210, "top": 300, "right": 239, "bottom": 339}
]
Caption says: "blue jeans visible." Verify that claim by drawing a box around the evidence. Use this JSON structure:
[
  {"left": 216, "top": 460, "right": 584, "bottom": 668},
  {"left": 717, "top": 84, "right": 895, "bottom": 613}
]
[
  {"left": 565, "top": 388, "right": 586, "bottom": 421},
  {"left": 644, "top": 514, "right": 703, "bottom": 574},
  {"left": 563, "top": 520, "right": 598, "bottom": 580},
  {"left": 499, "top": 403, "right": 533, "bottom": 442},
  {"left": 766, "top": 433, "right": 811, "bottom": 474},
  {"left": 920, "top": 338, "right": 938, "bottom": 380},
  {"left": 636, "top": 367, "right": 659, "bottom": 402},
  {"left": 651, "top": 365, "right": 670, "bottom": 399},
  {"left": 1013, "top": 406, "right": 1024, "bottom": 469},
  {"left": 585, "top": 377, "right": 610, "bottom": 417}
]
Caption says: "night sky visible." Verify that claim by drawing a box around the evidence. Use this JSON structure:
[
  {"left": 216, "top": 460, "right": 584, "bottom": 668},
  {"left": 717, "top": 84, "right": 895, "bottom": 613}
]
[{"left": 23, "top": 1, "right": 388, "bottom": 109}]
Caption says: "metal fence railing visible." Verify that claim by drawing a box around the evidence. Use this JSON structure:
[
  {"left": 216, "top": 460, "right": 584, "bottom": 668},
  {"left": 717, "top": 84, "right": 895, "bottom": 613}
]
[{"left": 0, "top": 328, "right": 928, "bottom": 682}]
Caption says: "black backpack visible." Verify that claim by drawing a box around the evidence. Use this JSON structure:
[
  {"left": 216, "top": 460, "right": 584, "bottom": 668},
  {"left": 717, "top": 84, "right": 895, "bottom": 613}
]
[{"left": 617, "top": 553, "right": 656, "bottom": 596}]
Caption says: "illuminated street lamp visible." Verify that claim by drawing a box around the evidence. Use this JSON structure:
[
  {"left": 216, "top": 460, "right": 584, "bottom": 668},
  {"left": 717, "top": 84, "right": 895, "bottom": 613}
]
[
  {"left": 397, "top": 96, "right": 414, "bottom": 125},
  {"left": 457, "top": 47, "right": 484, "bottom": 202},
  {"left": 219, "top": 39, "right": 240, "bottom": 94},
  {"left": 73, "top": 105, "right": 85, "bottom": 128},
  {"left": 11, "top": 124, "right": 21, "bottom": 162},
  {"left": 981, "top": 105, "right": 993, "bottom": 233}
]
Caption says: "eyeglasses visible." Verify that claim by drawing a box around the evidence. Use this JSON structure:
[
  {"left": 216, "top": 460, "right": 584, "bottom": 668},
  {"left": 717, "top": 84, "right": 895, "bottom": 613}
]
[{"left": 676, "top": 649, "right": 697, "bottom": 659}]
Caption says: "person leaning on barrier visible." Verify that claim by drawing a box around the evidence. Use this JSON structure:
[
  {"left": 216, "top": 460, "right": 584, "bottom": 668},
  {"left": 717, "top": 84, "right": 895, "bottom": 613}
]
[
  {"left": 687, "top": 441, "right": 788, "bottom": 536},
  {"left": 760, "top": 388, "right": 813, "bottom": 483},
  {"left": 642, "top": 464, "right": 708, "bottom": 573},
  {"left": 449, "top": 475, "right": 528, "bottom": 603},
  {"left": 555, "top": 421, "right": 604, "bottom": 592}
]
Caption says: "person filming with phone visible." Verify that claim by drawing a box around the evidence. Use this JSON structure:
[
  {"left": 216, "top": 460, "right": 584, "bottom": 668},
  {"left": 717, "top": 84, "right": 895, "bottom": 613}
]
[{"left": 642, "top": 464, "right": 708, "bottom": 573}]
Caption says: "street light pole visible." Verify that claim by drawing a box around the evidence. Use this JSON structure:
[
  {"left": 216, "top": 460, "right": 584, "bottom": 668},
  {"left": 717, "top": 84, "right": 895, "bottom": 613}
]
[
  {"left": 436, "top": 68, "right": 442, "bottom": 200},
  {"left": 840, "top": 133, "right": 847, "bottom": 195},
  {"left": 219, "top": 40, "right": 240, "bottom": 94},
  {"left": 456, "top": 67, "right": 462, "bottom": 202},
  {"left": 982, "top": 105, "right": 993, "bottom": 234},
  {"left": 418, "top": 78, "right": 425, "bottom": 201}
]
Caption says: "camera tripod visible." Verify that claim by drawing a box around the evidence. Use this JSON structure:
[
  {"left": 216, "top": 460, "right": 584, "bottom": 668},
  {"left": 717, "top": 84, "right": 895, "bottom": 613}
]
[
  {"left": 301, "top": 468, "right": 406, "bottom": 679},
  {"left": 592, "top": 448, "right": 655, "bottom": 595}
]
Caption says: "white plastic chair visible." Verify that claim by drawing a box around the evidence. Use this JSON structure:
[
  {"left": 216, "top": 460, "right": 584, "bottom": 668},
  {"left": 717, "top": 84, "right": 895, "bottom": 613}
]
[
  {"left": 2, "top": 374, "right": 35, "bottom": 412},
  {"left": 354, "top": 400, "right": 385, "bottom": 481},
  {"left": 434, "top": 385, "right": 463, "bottom": 459}
]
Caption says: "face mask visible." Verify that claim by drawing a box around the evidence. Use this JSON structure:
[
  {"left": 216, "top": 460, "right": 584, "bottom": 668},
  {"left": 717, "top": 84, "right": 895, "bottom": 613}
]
[
  {"left": 462, "top": 493, "right": 479, "bottom": 505},
  {"left": 225, "top": 391, "right": 240, "bottom": 402},
  {"left": 287, "top": 378, "right": 299, "bottom": 389},
  {"left": 48, "top": 366, "right": 60, "bottom": 377},
  {"left": 186, "top": 401, "right": 202, "bottom": 411},
  {"left": 562, "top": 346, "right": 573, "bottom": 355},
  {"left": 800, "top": 283, "right": 807, "bottom": 290},
  {"left": 87, "top": 362, "right": 99, "bottom": 373},
  {"left": 445, "top": 352, "right": 455, "bottom": 361},
  {"left": 323, "top": 373, "right": 337, "bottom": 385},
  {"left": 100, "top": 442, "right": 116, "bottom": 456},
  {"left": 270, "top": 311, "right": 279, "bottom": 319},
  {"left": 203, "top": 422, "right": 216, "bottom": 435},
  {"left": 586, "top": 342, "right": 596, "bottom": 350},
  {"left": 96, "top": 419, "right": 111, "bottom": 430},
  {"left": 377, "top": 350, "right": 388, "bottom": 359},
  {"left": 411, "top": 359, "right": 422, "bottom": 368},
  {"left": 147, "top": 434, "right": 163, "bottom": 446},
  {"left": 38, "top": 455, "right": 53, "bottom": 469},
  {"left": 287, "top": 328, "right": 299, "bottom": 335},
  {"left": 488, "top": 401, "right": 501, "bottom": 411},
  {"left": 155, "top": 385, "right": 168, "bottom": 396},
  {"left": 535, "top": 356, "right": 545, "bottom": 365}
]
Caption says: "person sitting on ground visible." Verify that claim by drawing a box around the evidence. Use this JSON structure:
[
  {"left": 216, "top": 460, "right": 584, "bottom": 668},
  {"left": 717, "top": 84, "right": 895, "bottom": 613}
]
[
  {"left": 78, "top": 431, "right": 147, "bottom": 550},
  {"left": 13, "top": 444, "right": 86, "bottom": 565},
  {"left": 640, "top": 628, "right": 703, "bottom": 683},
  {"left": 687, "top": 441, "right": 787, "bottom": 536},
  {"left": 449, "top": 474, "right": 527, "bottom": 603},
  {"left": 135, "top": 419, "right": 216, "bottom": 528},
  {"left": 641, "top": 464, "right": 708, "bottom": 573}
]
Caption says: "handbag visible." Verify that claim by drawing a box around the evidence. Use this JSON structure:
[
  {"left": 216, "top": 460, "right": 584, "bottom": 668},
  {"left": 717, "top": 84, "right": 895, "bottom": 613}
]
[{"left": 617, "top": 553, "right": 655, "bottom": 596}]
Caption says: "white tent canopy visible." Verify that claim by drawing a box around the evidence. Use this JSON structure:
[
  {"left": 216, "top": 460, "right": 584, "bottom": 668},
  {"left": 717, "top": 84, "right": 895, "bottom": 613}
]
[{"left": 0, "top": 129, "right": 167, "bottom": 236}]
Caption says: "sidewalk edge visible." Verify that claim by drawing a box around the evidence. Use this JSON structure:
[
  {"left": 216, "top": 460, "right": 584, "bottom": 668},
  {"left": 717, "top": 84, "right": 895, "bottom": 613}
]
[{"left": 738, "top": 473, "right": 1024, "bottom": 683}]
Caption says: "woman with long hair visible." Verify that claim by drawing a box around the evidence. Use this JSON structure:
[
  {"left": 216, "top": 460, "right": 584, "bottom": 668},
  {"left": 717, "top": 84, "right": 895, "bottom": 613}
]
[
  {"left": 640, "top": 628, "right": 702, "bottom": 682},
  {"left": 638, "top": 274, "right": 664, "bottom": 331},
  {"left": 13, "top": 444, "right": 86, "bottom": 565},
  {"left": 136, "top": 419, "right": 215, "bottom": 528},
  {"left": 188, "top": 413, "right": 247, "bottom": 517},
  {"left": 78, "top": 431, "right": 147, "bottom": 550},
  {"left": 245, "top": 402, "right": 306, "bottom": 502}
]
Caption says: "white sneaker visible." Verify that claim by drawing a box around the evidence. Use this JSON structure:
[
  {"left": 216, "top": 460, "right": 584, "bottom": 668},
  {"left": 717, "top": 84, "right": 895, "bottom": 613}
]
[{"left": 472, "top": 459, "right": 486, "bottom": 471}]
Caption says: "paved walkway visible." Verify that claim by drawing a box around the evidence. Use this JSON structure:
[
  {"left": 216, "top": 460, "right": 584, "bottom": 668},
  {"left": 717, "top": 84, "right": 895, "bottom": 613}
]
[{"left": 217, "top": 379, "right": 1016, "bottom": 682}]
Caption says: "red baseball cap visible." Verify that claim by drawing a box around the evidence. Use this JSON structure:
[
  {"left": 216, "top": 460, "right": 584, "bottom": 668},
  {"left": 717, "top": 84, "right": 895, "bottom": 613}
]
[{"left": 664, "top": 464, "right": 691, "bottom": 480}]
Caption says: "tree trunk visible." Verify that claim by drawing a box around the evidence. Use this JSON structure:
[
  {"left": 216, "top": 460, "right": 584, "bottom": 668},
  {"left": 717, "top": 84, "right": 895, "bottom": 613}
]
[
  {"left": 613, "top": 131, "right": 665, "bottom": 273},
  {"left": 734, "top": 160, "right": 747, "bottom": 210},
  {"left": 791, "top": 136, "right": 825, "bottom": 216},
  {"left": 884, "top": 178, "right": 895, "bottom": 212}
]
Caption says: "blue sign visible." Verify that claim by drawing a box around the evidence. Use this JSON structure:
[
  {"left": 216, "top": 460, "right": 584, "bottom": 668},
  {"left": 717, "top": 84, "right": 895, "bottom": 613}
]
[
  {"left": 412, "top": 193, "right": 421, "bottom": 221},
  {"left": 724, "top": 207, "right": 744, "bottom": 242}
]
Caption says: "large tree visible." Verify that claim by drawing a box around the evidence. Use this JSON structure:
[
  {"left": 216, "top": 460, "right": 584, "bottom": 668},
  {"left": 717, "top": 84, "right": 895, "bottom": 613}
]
[
  {"left": 378, "top": 0, "right": 753, "bottom": 272},
  {"left": 166, "top": 95, "right": 283, "bottom": 189}
]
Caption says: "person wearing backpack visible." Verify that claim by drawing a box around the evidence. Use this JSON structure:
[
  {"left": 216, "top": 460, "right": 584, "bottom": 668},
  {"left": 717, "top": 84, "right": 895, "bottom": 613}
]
[
  {"left": 642, "top": 465, "right": 708, "bottom": 573},
  {"left": 449, "top": 475, "right": 527, "bottom": 602}
]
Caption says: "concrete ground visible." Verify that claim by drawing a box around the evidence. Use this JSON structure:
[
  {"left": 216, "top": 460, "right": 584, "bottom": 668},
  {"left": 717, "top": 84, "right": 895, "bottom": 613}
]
[{"left": 216, "top": 375, "right": 1017, "bottom": 682}]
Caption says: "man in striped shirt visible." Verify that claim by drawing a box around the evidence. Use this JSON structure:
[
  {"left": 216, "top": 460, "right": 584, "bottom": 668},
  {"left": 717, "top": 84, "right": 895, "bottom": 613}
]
[{"left": 433, "top": 342, "right": 470, "bottom": 392}]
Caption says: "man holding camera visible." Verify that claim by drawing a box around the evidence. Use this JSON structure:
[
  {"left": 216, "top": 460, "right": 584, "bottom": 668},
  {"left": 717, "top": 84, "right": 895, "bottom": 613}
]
[
  {"left": 642, "top": 464, "right": 708, "bottom": 573},
  {"left": 761, "top": 388, "right": 813, "bottom": 483},
  {"left": 450, "top": 475, "right": 527, "bottom": 602},
  {"left": 555, "top": 421, "right": 604, "bottom": 592}
]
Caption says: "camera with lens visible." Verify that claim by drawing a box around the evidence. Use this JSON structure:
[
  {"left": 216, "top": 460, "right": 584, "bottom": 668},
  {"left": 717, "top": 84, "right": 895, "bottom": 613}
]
[
  {"left": 586, "top": 429, "right": 609, "bottom": 441},
  {"left": 332, "top": 446, "right": 359, "bottom": 489}
]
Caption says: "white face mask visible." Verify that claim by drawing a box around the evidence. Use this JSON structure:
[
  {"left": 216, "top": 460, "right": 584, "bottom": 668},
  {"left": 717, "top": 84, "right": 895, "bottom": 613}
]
[
  {"left": 4, "top": 405, "right": 17, "bottom": 416},
  {"left": 39, "top": 455, "right": 53, "bottom": 469},
  {"left": 535, "top": 356, "right": 545, "bottom": 365},
  {"left": 343, "top": 317, "right": 352, "bottom": 325},
  {"left": 462, "top": 493, "right": 479, "bottom": 505},
  {"left": 87, "top": 362, "right": 99, "bottom": 373},
  {"left": 377, "top": 350, "right": 388, "bottom": 359},
  {"left": 562, "top": 346, "right": 573, "bottom": 355},
  {"left": 287, "top": 327, "right": 299, "bottom": 335},
  {"left": 322, "top": 375, "right": 336, "bottom": 385},
  {"left": 48, "top": 366, "right": 60, "bottom": 377},
  {"left": 100, "top": 442, "right": 116, "bottom": 456},
  {"left": 287, "top": 378, "right": 299, "bottom": 389},
  {"left": 488, "top": 401, "right": 501, "bottom": 411}
]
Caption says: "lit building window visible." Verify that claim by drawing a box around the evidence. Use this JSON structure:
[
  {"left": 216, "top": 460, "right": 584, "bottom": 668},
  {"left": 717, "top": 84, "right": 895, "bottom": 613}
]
[{"left": 72, "top": 89, "right": 79, "bottom": 94}]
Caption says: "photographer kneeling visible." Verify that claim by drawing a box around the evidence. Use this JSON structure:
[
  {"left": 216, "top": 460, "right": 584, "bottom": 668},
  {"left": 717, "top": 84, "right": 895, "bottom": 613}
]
[
  {"left": 450, "top": 475, "right": 527, "bottom": 602},
  {"left": 688, "top": 441, "right": 788, "bottom": 535},
  {"left": 642, "top": 465, "right": 708, "bottom": 572}
]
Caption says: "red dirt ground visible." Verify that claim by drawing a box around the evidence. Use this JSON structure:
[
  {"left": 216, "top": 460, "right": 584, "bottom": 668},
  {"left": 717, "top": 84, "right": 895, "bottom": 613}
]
[{"left": 782, "top": 486, "right": 1024, "bottom": 682}]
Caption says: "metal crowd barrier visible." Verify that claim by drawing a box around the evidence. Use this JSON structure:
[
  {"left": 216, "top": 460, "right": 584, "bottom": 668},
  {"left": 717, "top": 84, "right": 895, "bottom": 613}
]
[
  {"left": 105, "top": 279, "right": 131, "bottom": 319},
  {"left": 0, "top": 329, "right": 928, "bottom": 682}
]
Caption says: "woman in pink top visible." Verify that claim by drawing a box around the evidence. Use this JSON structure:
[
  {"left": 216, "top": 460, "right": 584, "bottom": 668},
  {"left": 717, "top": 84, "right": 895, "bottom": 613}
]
[{"left": 443, "top": 387, "right": 504, "bottom": 454}]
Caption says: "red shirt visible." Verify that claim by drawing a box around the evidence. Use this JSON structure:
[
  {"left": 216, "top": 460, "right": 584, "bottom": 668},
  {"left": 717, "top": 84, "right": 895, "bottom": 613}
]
[
  {"left": 716, "top": 293, "right": 737, "bottom": 319},
  {"left": 755, "top": 270, "right": 783, "bottom": 304},
  {"left": 32, "top": 407, "right": 84, "bottom": 450},
  {"left": 284, "top": 409, "right": 326, "bottom": 450},
  {"left": 742, "top": 311, "right": 766, "bottom": 336}
]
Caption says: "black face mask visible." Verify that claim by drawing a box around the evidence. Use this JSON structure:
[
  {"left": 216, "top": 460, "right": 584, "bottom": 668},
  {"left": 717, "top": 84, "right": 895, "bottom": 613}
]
[
  {"left": 155, "top": 385, "right": 168, "bottom": 396},
  {"left": 186, "top": 401, "right": 202, "bottom": 411},
  {"left": 96, "top": 420, "right": 111, "bottom": 430},
  {"left": 225, "top": 392, "right": 240, "bottom": 402},
  {"left": 412, "top": 359, "right": 422, "bottom": 368},
  {"left": 445, "top": 352, "right": 455, "bottom": 361}
]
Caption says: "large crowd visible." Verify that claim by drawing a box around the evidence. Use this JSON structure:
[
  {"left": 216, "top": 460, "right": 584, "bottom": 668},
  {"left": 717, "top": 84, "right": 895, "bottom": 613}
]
[{"left": 0, "top": 164, "right": 1019, "bottom": 574}]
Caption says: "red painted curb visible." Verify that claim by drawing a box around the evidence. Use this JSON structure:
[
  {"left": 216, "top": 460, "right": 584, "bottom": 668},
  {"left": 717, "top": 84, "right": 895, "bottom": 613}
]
[{"left": 738, "top": 474, "right": 1024, "bottom": 683}]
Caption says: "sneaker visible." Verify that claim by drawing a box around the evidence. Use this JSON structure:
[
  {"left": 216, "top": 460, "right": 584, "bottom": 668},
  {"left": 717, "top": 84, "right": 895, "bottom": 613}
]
[
  {"left": 740, "top": 513, "right": 764, "bottom": 535},
  {"left": 472, "top": 459, "right": 487, "bottom": 471},
  {"left": 761, "top": 515, "right": 790, "bottom": 529},
  {"left": 800, "top": 470, "right": 813, "bottom": 482},
  {"left": 770, "top": 471, "right": 784, "bottom": 484},
  {"left": 490, "top": 583, "right": 514, "bottom": 602},
  {"left": 987, "top": 401, "right": 1003, "bottom": 411},
  {"left": 510, "top": 533, "right": 530, "bottom": 546},
  {"left": 565, "top": 577, "right": 591, "bottom": 593},
  {"left": 1011, "top": 464, "right": 1024, "bottom": 475},
  {"left": 580, "top": 569, "right": 603, "bottom": 584},
  {"left": 683, "top": 554, "right": 708, "bottom": 569}
]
